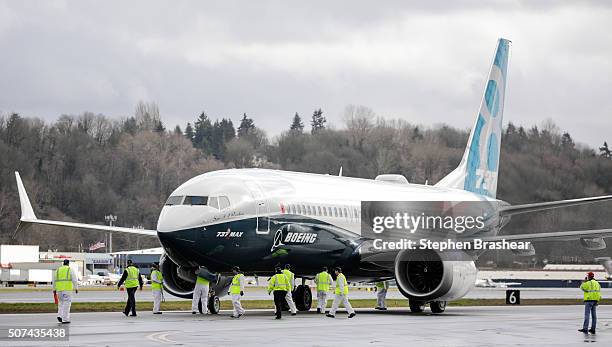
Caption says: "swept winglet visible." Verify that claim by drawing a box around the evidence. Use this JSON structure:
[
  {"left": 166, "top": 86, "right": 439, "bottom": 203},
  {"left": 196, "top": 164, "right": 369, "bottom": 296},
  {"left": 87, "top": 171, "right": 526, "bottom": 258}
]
[{"left": 15, "top": 172, "right": 37, "bottom": 221}]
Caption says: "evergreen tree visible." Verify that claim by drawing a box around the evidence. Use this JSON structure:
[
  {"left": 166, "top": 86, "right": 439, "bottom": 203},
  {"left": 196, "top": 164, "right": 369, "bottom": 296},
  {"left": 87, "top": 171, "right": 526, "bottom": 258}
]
[
  {"left": 173, "top": 125, "right": 182, "bottom": 135},
  {"left": 153, "top": 120, "right": 166, "bottom": 133},
  {"left": 310, "top": 108, "right": 326, "bottom": 134},
  {"left": 193, "top": 112, "right": 213, "bottom": 153},
  {"left": 412, "top": 126, "right": 423, "bottom": 141},
  {"left": 289, "top": 112, "right": 304, "bottom": 134},
  {"left": 600, "top": 142, "right": 611, "bottom": 158},
  {"left": 184, "top": 122, "right": 195, "bottom": 142},
  {"left": 123, "top": 117, "right": 138, "bottom": 135},
  {"left": 237, "top": 113, "right": 255, "bottom": 138}
]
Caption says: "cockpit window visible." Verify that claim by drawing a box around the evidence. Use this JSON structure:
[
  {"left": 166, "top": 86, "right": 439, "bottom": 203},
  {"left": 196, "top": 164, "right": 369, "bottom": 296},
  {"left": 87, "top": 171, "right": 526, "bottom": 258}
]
[
  {"left": 165, "top": 196, "right": 184, "bottom": 206},
  {"left": 183, "top": 196, "right": 208, "bottom": 205},
  {"left": 219, "top": 196, "right": 230, "bottom": 210},
  {"left": 208, "top": 197, "right": 219, "bottom": 210}
]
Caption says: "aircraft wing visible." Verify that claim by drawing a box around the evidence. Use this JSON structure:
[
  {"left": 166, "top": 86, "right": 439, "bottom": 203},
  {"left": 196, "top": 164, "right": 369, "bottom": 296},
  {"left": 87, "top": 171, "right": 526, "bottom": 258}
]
[
  {"left": 477, "top": 228, "right": 612, "bottom": 243},
  {"left": 499, "top": 195, "right": 612, "bottom": 217},
  {"left": 13, "top": 172, "right": 157, "bottom": 238}
]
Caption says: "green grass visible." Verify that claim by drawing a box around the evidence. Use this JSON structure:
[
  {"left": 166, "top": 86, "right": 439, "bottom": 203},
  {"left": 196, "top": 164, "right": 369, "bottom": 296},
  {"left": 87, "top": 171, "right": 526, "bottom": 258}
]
[{"left": 0, "top": 298, "right": 609, "bottom": 314}]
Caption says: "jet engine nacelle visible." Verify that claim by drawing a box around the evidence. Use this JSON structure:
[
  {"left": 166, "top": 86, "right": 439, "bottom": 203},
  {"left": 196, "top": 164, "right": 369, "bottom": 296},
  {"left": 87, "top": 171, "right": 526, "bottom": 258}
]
[
  {"left": 394, "top": 249, "right": 477, "bottom": 302},
  {"left": 159, "top": 253, "right": 232, "bottom": 299},
  {"left": 580, "top": 237, "right": 606, "bottom": 250}
]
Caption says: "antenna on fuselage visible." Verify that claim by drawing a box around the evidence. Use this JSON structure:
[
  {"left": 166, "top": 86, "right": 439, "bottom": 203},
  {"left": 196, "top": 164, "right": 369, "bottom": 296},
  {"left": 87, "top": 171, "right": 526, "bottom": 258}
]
[{"left": 339, "top": 166, "right": 343, "bottom": 177}]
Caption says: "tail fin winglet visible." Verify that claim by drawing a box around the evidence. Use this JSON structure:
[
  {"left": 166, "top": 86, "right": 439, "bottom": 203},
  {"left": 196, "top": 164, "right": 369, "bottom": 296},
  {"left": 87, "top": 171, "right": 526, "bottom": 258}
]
[
  {"left": 435, "top": 38, "right": 511, "bottom": 198},
  {"left": 15, "top": 171, "right": 37, "bottom": 221}
]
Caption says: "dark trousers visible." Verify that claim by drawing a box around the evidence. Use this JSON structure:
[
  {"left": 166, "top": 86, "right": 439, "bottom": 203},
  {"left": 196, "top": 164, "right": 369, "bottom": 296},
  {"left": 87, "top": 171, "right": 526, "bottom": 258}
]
[
  {"left": 124, "top": 287, "right": 137, "bottom": 315},
  {"left": 273, "top": 290, "right": 287, "bottom": 318}
]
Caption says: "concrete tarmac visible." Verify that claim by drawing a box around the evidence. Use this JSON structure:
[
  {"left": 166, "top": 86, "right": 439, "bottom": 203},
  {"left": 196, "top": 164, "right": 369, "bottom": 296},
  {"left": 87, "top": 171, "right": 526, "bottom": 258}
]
[
  {"left": 0, "top": 305, "right": 610, "bottom": 346},
  {"left": 2, "top": 287, "right": 610, "bottom": 303}
]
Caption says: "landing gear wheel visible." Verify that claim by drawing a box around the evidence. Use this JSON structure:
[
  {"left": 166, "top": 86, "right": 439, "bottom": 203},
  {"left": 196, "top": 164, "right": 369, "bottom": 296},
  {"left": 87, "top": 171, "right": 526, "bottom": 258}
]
[
  {"left": 430, "top": 301, "right": 446, "bottom": 313},
  {"left": 409, "top": 300, "right": 425, "bottom": 313},
  {"left": 208, "top": 295, "right": 220, "bottom": 314},
  {"left": 293, "top": 285, "right": 312, "bottom": 311}
]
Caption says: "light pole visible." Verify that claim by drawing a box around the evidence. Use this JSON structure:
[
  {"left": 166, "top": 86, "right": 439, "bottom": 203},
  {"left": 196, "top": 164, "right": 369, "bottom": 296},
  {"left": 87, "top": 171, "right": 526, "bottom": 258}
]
[{"left": 105, "top": 214, "right": 117, "bottom": 253}]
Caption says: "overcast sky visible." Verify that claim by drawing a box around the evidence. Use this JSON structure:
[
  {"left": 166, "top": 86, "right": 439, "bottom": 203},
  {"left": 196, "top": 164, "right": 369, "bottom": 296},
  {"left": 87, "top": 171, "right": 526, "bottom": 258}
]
[{"left": 0, "top": 1, "right": 610, "bottom": 148}]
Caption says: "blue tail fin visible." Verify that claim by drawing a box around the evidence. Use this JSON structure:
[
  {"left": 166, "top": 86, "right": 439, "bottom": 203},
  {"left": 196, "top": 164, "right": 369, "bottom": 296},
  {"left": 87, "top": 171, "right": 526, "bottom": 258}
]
[{"left": 435, "top": 38, "right": 510, "bottom": 198}]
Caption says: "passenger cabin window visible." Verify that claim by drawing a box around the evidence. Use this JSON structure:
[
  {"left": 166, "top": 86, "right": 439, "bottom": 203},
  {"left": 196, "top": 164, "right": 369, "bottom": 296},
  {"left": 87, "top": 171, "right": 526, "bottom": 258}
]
[
  {"left": 184, "top": 196, "right": 208, "bottom": 205},
  {"left": 165, "top": 196, "right": 184, "bottom": 206},
  {"left": 219, "top": 196, "right": 230, "bottom": 210}
]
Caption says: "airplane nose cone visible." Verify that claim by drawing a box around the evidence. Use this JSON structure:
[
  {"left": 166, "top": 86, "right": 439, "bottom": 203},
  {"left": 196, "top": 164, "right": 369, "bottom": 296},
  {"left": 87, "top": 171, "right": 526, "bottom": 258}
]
[{"left": 157, "top": 206, "right": 209, "bottom": 232}]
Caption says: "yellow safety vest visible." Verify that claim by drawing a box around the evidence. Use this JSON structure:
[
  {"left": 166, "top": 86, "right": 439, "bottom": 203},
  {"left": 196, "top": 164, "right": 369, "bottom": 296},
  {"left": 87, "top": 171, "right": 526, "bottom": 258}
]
[
  {"left": 282, "top": 269, "right": 294, "bottom": 290},
  {"left": 376, "top": 281, "right": 388, "bottom": 290},
  {"left": 316, "top": 271, "right": 331, "bottom": 292},
  {"left": 581, "top": 279, "right": 601, "bottom": 302},
  {"left": 125, "top": 266, "right": 140, "bottom": 288},
  {"left": 196, "top": 276, "right": 210, "bottom": 285},
  {"left": 230, "top": 274, "right": 243, "bottom": 294},
  {"left": 268, "top": 273, "right": 289, "bottom": 291},
  {"left": 151, "top": 270, "right": 163, "bottom": 290},
  {"left": 335, "top": 273, "right": 349, "bottom": 295},
  {"left": 54, "top": 265, "right": 73, "bottom": 291}
]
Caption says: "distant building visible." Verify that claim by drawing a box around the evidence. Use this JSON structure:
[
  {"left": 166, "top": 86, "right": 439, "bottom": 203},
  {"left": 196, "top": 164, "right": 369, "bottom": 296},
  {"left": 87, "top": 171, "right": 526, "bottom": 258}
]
[{"left": 111, "top": 247, "right": 163, "bottom": 276}]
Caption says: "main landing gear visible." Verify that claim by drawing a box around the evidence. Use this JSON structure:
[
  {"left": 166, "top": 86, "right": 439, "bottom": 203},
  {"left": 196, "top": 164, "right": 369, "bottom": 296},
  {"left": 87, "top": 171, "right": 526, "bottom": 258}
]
[{"left": 409, "top": 300, "right": 446, "bottom": 313}]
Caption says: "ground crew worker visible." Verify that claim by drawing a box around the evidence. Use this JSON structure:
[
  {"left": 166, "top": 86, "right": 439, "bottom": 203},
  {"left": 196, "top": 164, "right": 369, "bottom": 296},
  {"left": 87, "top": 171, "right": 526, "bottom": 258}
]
[
  {"left": 268, "top": 266, "right": 290, "bottom": 319},
  {"left": 314, "top": 266, "right": 332, "bottom": 313},
  {"left": 192, "top": 266, "right": 210, "bottom": 315},
  {"left": 327, "top": 267, "right": 356, "bottom": 318},
  {"left": 375, "top": 281, "right": 389, "bottom": 310},
  {"left": 117, "top": 259, "right": 143, "bottom": 317},
  {"left": 150, "top": 263, "right": 163, "bottom": 314},
  {"left": 579, "top": 272, "right": 601, "bottom": 334},
  {"left": 53, "top": 259, "right": 78, "bottom": 324},
  {"left": 282, "top": 264, "right": 298, "bottom": 316},
  {"left": 229, "top": 266, "right": 245, "bottom": 318}
]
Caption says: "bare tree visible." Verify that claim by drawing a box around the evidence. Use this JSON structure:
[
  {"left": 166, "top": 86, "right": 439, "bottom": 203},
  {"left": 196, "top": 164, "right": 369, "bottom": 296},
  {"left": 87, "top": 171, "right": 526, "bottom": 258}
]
[
  {"left": 134, "top": 101, "right": 161, "bottom": 131},
  {"left": 343, "top": 104, "right": 375, "bottom": 149}
]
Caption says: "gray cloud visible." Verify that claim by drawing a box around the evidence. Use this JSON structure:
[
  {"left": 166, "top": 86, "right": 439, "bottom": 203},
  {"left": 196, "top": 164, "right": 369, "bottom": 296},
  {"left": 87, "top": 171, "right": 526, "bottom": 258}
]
[{"left": 0, "top": 0, "right": 610, "bottom": 147}]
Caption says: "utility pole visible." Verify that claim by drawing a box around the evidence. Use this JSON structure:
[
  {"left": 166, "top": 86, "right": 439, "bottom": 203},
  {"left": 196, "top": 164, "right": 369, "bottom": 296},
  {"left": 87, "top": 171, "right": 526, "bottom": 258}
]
[{"left": 105, "top": 214, "right": 117, "bottom": 253}]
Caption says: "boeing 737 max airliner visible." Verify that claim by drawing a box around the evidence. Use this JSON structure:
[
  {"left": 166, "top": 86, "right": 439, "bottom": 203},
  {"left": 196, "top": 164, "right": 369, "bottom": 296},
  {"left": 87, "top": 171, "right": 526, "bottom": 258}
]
[{"left": 13, "top": 38, "right": 612, "bottom": 313}]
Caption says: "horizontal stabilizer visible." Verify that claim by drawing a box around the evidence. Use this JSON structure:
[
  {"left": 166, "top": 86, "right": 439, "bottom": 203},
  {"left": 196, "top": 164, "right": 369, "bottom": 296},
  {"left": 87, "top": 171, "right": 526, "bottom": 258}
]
[{"left": 499, "top": 195, "right": 612, "bottom": 217}]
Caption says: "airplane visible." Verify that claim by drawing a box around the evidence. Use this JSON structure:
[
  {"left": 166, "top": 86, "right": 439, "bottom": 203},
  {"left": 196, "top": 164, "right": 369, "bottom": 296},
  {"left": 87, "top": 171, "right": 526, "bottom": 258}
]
[
  {"left": 13, "top": 38, "right": 612, "bottom": 314},
  {"left": 474, "top": 278, "right": 521, "bottom": 288}
]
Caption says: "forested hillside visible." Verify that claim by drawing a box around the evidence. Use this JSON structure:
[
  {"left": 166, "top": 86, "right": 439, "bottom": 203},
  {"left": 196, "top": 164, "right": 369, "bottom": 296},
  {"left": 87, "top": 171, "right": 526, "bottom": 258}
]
[{"left": 1, "top": 102, "right": 611, "bottom": 265}]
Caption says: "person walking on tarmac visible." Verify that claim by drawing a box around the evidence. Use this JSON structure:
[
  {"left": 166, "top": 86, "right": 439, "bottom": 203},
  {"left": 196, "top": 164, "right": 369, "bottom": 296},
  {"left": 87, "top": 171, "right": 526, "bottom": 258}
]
[
  {"left": 375, "top": 280, "right": 389, "bottom": 310},
  {"left": 150, "top": 263, "right": 163, "bottom": 314},
  {"left": 579, "top": 272, "right": 601, "bottom": 334},
  {"left": 268, "top": 266, "right": 290, "bottom": 319},
  {"left": 53, "top": 259, "right": 78, "bottom": 324},
  {"left": 327, "top": 267, "right": 356, "bottom": 318},
  {"left": 282, "top": 264, "right": 298, "bottom": 316},
  {"left": 117, "top": 259, "right": 143, "bottom": 317},
  {"left": 314, "top": 266, "right": 332, "bottom": 313},
  {"left": 192, "top": 266, "right": 210, "bottom": 315},
  {"left": 229, "top": 266, "right": 245, "bottom": 318}
]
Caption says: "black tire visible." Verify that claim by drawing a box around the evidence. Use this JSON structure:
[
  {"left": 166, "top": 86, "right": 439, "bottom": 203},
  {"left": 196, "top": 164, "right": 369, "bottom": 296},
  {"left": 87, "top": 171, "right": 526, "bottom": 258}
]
[
  {"left": 409, "top": 300, "right": 425, "bottom": 313},
  {"left": 430, "top": 301, "right": 446, "bottom": 313},
  {"left": 294, "top": 285, "right": 312, "bottom": 311},
  {"left": 208, "top": 296, "right": 220, "bottom": 314}
]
